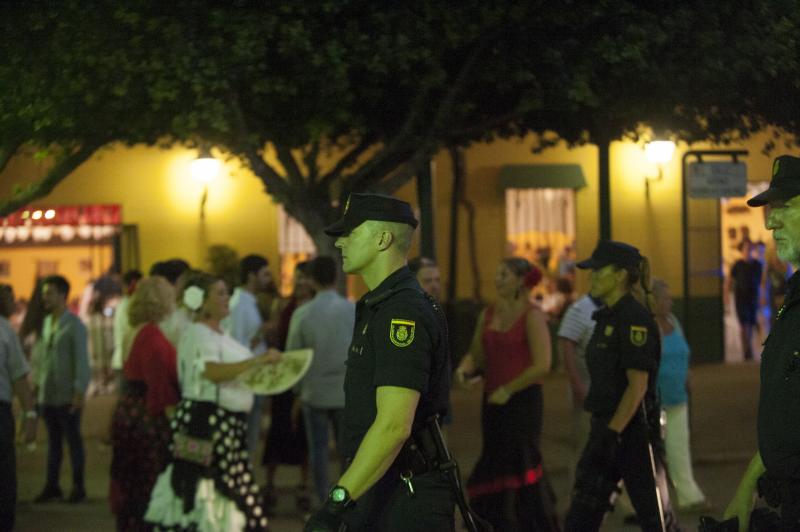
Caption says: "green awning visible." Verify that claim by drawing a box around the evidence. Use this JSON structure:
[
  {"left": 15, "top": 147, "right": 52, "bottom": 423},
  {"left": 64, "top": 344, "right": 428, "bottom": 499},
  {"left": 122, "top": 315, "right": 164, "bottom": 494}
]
[{"left": 498, "top": 164, "right": 587, "bottom": 190}]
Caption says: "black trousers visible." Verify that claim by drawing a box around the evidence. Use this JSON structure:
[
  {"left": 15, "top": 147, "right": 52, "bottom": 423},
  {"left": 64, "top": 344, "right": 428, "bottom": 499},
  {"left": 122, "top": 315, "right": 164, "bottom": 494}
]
[
  {"left": 345, "top": 467, "right": 456, "bottom": 532},
  {"left": 41, "top": 405, "right": 85, "bottom": 491},
  {"left": 564, "top": 417, "right": 664, "bottom": 532},
  {"left": 0, "top": 402, "right": 15, "bottom": 532}
]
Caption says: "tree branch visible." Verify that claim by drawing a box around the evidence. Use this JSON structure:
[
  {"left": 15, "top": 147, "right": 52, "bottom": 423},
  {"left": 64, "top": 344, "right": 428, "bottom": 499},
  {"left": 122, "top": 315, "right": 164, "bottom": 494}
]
[
  {"left": 243, "top": 148, "right": 292, "bottom": 204},
  {"left": 0, "top": 139, "right": 23, "bottom": 175},
  {"left": 273, "top": 143, "right": 305, "bottom": 188},
  {"left": 319, "top": 134, "right": 378, "bottom": 189},
  {"left": 342, "top": 86, "right": 433, "bottom": 188},
  {"left": 304, "top": 140, "right": 320, "bottom": 184},
  {"left": 0, "top": 142, "right": 103, "bottom": 217}
]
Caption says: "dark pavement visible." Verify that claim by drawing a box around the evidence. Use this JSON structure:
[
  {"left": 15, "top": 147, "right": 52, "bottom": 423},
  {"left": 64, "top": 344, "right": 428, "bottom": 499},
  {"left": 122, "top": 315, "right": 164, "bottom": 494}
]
[{"left": 13, "top": 362, "right": 760, "bottom": 531}]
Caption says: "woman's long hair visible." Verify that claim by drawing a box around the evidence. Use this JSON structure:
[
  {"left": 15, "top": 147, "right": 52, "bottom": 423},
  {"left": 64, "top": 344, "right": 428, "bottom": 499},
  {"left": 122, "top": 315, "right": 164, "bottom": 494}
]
[{"left": 623, "top": 256, "right": 654, "bottom": 312}]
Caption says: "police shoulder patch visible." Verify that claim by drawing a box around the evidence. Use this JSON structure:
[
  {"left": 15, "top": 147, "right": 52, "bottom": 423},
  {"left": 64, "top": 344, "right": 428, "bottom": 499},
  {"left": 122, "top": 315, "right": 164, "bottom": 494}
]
[
  {"left": 389, "top": 319, "right": 416, "bottom": 348},
  {"left": 630, "top": 325, "right": 648, "bottom": 347}
]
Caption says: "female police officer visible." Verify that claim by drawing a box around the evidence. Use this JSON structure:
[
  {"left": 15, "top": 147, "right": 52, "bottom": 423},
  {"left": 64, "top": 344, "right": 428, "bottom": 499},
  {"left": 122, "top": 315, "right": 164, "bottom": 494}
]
[
  {"left": 564, "top": 240, "right": 666, "bottom": 532},
  {"left": 304, "top": 193, "right": 456, "bottom": 532}
]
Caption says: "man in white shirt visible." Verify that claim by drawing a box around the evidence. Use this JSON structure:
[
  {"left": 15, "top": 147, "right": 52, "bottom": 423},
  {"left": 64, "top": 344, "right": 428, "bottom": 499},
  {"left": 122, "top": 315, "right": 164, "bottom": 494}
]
[
  {"left": 286, "top": 256, "right": 355, "bottom": 506},
  {"left": 224, "top": 254, "right": 272, "bottom": 458},
  {"left": 557, "top": 294, "right": 601, "bottom": 498},
  {"left": 110, "top": 270, "right": 142, "bottom": 375}
]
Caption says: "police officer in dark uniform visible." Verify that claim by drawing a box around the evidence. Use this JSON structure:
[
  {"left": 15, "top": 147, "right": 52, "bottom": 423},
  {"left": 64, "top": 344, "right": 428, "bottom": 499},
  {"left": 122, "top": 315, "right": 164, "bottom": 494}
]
[
  {"left": 725, "top": 155, "right": 800, "bottom": 532},
  {"left": 304, "top": 193, "right": 456, "bottom": 531},
  {"left": 564, "top": 240, "right": 666, "bottom": 532}
]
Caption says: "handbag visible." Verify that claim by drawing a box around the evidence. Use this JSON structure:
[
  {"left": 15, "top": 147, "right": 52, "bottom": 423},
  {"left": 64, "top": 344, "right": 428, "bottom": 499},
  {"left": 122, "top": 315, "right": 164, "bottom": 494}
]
[
  {"left": 173, "top": 432, "right": 214, "bottom": 466},
  {"left": 172, "top": 341, "right": 222, "bottom": 467}
]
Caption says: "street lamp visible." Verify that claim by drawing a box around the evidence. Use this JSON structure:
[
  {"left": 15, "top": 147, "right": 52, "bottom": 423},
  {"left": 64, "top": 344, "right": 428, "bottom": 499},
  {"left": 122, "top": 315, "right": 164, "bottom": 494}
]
[
  {"left": 644, "top": 140, "right": 676, "bottom": 199},
  {"left": 191, "top": 148, "right": 221, "bottom": 220}
]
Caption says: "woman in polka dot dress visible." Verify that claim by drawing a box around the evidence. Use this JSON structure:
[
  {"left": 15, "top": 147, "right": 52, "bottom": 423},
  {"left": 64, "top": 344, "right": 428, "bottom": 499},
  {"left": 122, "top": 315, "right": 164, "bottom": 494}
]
[{"left": 145, "top": 273, "right": 280, "bottom": 531}]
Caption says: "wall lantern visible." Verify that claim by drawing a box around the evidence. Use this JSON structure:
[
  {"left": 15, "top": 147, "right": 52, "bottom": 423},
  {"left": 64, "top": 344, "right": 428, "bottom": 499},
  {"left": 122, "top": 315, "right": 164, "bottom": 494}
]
[
  {"left": 644, "top": 140, "right": 676, "bottom": 199},
  {"left": 191, "top": 148, "right": 222, "bottom": 184},
  {"left": 191, "top": 147, "right": 221, "bottom": 220}
]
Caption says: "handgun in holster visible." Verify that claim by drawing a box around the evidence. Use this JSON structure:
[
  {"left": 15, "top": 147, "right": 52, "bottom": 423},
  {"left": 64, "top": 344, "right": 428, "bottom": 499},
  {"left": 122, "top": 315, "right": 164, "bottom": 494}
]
[{"left": 399, "top": 415, "right": 493, "bottom": 532}]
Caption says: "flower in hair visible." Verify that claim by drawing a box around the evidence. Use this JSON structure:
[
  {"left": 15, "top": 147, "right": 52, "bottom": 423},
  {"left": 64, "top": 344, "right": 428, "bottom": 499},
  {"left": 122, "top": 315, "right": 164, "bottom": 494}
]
[
  {"left": 523, "top": 267, "right": 543, "bottom": 290},
  {"left": 183, "top": 286, "right": 205, "bottom": 311}
]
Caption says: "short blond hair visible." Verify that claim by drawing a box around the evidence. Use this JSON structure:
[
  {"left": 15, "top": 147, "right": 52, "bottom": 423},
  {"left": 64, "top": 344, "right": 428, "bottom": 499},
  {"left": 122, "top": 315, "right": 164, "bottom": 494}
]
[
  {"left": 367, "top": 220, "right": 414, "bottom": 254},
  {"left": 128, "top": 276, "right": 175, "bottom": 327}
]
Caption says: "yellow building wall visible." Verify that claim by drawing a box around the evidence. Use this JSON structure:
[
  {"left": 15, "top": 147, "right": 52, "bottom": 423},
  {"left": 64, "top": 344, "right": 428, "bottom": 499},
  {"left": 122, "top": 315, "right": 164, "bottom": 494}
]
[
  {"left": 1, "top": 145, "right": 281, "bottom": 281},
  {"left": 1, "top": 130, "right": 788, "bottom": 303},
  {"left": 395, "top": 130, "right": 784, "bottom": 303},
  {"left": 1, "top": 244, "right": 113, "bottom": 302}
]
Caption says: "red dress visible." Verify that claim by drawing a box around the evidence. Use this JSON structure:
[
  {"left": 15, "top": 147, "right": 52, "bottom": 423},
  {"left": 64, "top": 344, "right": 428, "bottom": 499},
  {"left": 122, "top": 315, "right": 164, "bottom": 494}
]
[
  {"left": 466, "top": 304, "right": 559, "bottom": 531},
  {"left": 110, "top": 323, "right": 179, "bottom": 531}
]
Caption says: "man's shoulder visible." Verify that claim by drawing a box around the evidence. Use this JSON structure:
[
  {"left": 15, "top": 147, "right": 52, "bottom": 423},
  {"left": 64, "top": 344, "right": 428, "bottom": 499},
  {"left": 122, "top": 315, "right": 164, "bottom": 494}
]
[{"left": 64, "top": 311, "right": 87, "bottom": 330}]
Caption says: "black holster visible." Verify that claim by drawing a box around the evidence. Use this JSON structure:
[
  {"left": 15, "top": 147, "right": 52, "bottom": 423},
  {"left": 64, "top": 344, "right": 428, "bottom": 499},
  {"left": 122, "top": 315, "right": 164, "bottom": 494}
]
[{"left": 399, "top": 416, "right": 493, "bottom": 532}]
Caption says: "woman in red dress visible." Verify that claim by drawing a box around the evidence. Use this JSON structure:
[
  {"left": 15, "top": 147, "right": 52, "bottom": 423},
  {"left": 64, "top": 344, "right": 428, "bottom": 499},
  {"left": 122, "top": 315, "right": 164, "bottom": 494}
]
[
  {"left": 457, "top": 257, "right": 560, "bottom": 531},
  {"left": 109, "top": 276, "right": 179, "bottom": 531}
]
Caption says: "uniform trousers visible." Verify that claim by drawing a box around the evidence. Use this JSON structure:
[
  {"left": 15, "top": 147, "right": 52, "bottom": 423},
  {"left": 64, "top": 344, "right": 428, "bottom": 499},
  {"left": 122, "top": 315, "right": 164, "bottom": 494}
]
[
  {"left": 565, "top": 416, "right": 663, "bottom": 532},
  {"left": 344, "top": 467, "right": 455, "bottom": 531},
  {"left": 41, "top": 404, "right": 85, "bottom": 491},
  {"left": 663, "top": 403, "right": 706, "bottom": 507},
  {"left": 0, "top": 403, "right": 15, "bottom": 532}
]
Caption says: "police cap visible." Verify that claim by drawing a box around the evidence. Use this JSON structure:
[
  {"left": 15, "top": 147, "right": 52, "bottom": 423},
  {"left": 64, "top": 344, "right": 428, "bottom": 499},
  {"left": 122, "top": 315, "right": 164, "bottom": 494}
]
[
  {"left": 576, "top": 240, "right": 643, "bottom": 270},
  {"left": 748, "top": 155, "right": 800, "bottom": 206},
  {"left": 324, "top": 193, "right": 419, "bottom": 237}
]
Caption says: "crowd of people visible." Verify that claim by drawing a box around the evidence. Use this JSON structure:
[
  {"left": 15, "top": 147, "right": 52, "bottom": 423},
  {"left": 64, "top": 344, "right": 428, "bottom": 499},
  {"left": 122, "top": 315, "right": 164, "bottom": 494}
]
[{"left": 3, "top": 154, "right": 800, "bottom": 531}]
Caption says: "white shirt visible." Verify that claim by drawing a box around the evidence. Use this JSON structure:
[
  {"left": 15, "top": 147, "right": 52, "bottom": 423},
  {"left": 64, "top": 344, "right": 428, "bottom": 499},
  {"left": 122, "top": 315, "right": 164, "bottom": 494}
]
[
  {"left": 111, "top": 295, "right": 131, "bottom": 371},
  {"left": 223, "top": 287, "right": 265, "bottom": 354},
  {"left": 556, "top": 294, "right": 601, "bottom": 387},
  {"left": 177, "top": 322, "right": 254, "bottom": 412},
  {"left": 159, "top": 307, "right": 192, "bottom": 348}
]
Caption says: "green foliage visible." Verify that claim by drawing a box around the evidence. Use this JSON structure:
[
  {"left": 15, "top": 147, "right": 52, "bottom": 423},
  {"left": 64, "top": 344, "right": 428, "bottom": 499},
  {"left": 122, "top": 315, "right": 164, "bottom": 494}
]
[{"left": 3, "top": 1, "right": 800, "bottom": 229}]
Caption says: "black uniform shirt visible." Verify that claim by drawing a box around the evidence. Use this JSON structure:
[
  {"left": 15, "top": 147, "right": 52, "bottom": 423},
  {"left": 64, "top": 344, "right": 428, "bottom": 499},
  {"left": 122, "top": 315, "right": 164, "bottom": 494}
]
[
  {"left": 340, "top": 266, "right": 451, "bottom": 459},
  {"left": 758, "top": 271, "right": 800, "bottom": 479},
  {"left": 584, "top": 293, "right": 661, "bottom": 420}
]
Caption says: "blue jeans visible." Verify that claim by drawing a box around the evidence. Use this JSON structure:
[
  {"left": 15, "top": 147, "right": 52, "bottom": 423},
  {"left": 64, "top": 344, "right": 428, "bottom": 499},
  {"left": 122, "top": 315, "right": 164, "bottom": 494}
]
[
  {"left": 41, "top": 405, "right": 85, "bottom": 491},
  {"left": 302, "top": 405, "right": 343, "bottom": 505}
]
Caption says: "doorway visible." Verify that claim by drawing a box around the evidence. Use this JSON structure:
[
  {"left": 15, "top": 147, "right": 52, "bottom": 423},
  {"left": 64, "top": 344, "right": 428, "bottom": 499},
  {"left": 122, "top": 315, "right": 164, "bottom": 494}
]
[{"left": 719, "top": 182, "right": 779, "bottom": 363}]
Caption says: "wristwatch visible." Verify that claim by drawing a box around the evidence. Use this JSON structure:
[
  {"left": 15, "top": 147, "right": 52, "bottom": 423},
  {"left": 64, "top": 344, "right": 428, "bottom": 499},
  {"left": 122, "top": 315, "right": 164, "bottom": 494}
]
[
  {"left": 24, "top": 410, "right": 37, "bottom": 419},
  {"left": 328, "top": 485, "right": 354, "bottom": 509}
]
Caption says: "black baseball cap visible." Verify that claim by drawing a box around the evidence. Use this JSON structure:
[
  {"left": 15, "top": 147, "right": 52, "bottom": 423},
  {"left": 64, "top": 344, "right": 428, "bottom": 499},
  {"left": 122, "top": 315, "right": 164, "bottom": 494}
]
[
  {"left": 576, "top": 240, "right": 643, "bottom": 270},
  {"left": 747, "top": 155, "right": 800, "bottom": 206},
  {"left": 324, "top": 193, "right": 419, "bottom": 237}
]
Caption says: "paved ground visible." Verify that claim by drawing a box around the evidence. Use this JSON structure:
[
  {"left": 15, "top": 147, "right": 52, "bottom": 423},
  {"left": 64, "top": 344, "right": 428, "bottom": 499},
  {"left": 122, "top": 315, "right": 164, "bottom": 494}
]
[{"left": 13, "top": 362, "right": 760, "bottom": 531}]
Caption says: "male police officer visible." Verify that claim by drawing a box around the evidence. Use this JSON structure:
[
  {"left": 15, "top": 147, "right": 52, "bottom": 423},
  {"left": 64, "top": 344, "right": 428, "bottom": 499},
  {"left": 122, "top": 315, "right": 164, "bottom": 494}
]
[
  {"left": 304, "top": 193, "right": 455, "bottom": 531},
  {"left": 725, "top": 155, "right": 800, "bottom": 531}
]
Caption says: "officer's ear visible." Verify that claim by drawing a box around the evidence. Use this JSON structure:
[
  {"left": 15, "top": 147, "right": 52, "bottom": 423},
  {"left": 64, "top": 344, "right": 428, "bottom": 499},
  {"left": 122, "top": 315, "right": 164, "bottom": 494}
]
[{"left": 377, "top": 229, "right": 395, "bottom": 251}]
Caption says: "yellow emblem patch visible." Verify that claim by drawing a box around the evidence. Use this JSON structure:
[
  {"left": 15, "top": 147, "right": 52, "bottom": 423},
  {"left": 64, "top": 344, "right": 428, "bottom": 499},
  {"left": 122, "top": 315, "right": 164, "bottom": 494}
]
[
  {"left": 390, "top": 319, "right": 416, "bottom": 348},
  {"left": 604, "top": 325, "right": 614, "bottom": 336},
  {"left": 630, "top": 325, "right": 648, "bottom": 347}
]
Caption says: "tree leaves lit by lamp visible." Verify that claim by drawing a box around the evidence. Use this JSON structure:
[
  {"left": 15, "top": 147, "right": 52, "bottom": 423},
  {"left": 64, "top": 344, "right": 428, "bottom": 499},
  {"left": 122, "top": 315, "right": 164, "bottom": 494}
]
[
  {"left": 644, "top": 140, "right": 676, "bottom": 199},
  {"left": 191, "top": 148, "right": 221, "bottom": 220}
]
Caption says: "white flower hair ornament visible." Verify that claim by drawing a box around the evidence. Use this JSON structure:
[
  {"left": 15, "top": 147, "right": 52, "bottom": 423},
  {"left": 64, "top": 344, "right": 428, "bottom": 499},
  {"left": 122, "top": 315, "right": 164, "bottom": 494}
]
[{"left": 183, "top": 286, "right": 205, "bottom": 311}]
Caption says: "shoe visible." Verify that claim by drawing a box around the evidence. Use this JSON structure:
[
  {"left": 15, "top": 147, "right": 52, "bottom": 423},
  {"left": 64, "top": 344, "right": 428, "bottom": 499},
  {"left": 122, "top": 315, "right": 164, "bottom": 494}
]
[
  {"left": 33, "top": 487, "right": 63, "bottom": 503},
  {"left": 66, "top": 488, "right": 86, "bottom": 503}
]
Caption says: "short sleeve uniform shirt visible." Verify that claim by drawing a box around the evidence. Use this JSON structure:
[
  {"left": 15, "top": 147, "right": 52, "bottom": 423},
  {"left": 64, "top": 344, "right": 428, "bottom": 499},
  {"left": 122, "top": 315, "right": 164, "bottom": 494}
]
[
  {"left": 759, "top": 272, "right": 800, "bottom": 479},
  {"left": 584, "top": 294, "right": 660, "bottom": 419},
  {"left": 341, "top": 267, "right": 451, "bottom": 459}
]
